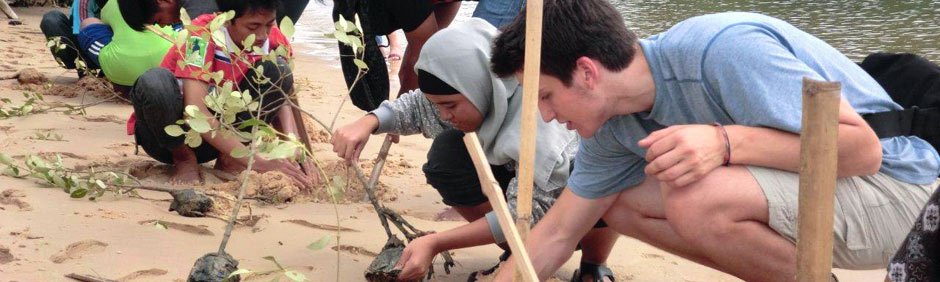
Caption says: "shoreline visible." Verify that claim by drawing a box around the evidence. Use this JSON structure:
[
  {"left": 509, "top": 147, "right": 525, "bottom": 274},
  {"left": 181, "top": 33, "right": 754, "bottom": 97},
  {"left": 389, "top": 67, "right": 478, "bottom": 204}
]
[{"left": 0, "top": 6, "right": 885, "bottom": 282}]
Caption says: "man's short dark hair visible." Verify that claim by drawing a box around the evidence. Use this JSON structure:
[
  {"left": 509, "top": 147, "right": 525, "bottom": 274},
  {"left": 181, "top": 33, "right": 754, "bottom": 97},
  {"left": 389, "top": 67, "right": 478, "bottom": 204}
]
[
  {"left": 490, "top": 0, "right": 638, "bottom": 85},
  {"left": 118, "top": 0, "right": 162, "bottom": 31},
  {"left": 217, "top": 0, "right": 281, "bottom": 21}
]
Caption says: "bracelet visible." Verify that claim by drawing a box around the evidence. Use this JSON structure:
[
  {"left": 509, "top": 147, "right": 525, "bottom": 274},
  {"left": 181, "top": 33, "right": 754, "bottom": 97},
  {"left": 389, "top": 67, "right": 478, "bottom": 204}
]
[{"left": 712, "top": 122, "right": 731, "bottom": 166}]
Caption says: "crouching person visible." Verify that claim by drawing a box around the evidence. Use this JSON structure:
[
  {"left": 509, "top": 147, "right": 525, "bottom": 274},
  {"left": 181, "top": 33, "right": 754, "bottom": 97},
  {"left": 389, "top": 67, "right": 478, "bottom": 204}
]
[
  {"left": 129, "top": 0, "right": 318, "bottom": 188},
  {"left": 331, "top": 19, "right": 619, "bottom": 281},
  {"left": 487, "top": 0, "right": 940, "bottom": 281}
]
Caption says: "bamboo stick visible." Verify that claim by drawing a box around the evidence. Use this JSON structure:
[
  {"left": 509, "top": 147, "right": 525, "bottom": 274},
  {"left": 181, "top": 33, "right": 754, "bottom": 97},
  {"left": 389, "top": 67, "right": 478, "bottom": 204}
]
[
  {"left": 515, "top": 0, "right": 543, "bottom": 279},
  {"left": 796, "top": 78, "right": 841, "bottom": 282},
  {"left": 463, "top": 133, "right": 538, "bottom": 282},
  {"left": 0, "top": 0, "right": 18, "bottom": 21}
]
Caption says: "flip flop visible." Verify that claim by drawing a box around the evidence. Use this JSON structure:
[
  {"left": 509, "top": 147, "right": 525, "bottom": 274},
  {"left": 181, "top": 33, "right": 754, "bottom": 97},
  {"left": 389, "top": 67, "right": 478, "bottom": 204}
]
[
  {"left": 570, "top": 261, "right": 615, "bottom": 282},
  {"left": 467, "top": 250, "right": 511, "bottom": 281}
]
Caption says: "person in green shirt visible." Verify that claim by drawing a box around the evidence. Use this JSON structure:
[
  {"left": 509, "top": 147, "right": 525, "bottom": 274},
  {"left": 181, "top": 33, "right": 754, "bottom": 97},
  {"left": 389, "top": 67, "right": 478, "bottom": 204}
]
[{"left": 76, "top": 0, "right": 181, "bottom": 95}]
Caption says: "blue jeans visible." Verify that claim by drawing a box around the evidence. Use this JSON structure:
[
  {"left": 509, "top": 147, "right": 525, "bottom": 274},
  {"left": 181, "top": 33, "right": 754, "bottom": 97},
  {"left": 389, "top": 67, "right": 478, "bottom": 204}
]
[{"left": 472, "top": 0, "right": 526, "bottom": 28}]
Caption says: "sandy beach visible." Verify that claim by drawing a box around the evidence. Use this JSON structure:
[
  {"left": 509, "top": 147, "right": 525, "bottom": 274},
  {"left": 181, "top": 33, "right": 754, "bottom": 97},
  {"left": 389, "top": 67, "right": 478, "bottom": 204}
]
[{"left": 0, "top": 6, "right": 888, "bottom": 282}]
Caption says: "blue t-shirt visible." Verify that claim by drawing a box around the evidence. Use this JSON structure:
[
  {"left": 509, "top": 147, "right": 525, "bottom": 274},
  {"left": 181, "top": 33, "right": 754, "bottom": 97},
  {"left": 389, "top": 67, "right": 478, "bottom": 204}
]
[{"left": 568, "top": 12, "right": 940, "bottom": 199}]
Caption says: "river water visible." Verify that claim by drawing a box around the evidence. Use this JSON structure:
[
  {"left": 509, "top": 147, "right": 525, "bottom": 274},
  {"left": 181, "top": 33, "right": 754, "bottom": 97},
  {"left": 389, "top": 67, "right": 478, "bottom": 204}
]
[{"left": 295, "top": 0, "right": 940, "bottom": 64}]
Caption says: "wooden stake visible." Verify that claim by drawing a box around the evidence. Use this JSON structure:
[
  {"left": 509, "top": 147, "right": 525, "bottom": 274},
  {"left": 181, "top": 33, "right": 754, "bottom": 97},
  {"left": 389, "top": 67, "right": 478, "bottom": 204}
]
[
  {"left": 516, "top": 0, "right": 543, "bottom": 267},
  {"left": 796, "top": 78, "right": 841, "bottom": 282},
  {"left": 463, "top": 133, "right": 539, "bottom": 282},
  {"left": 290, "top": 94, "right": 316, "bottom": 175},
  {"left": 0, "top": 0, "right": 19, "bottom": 21}
]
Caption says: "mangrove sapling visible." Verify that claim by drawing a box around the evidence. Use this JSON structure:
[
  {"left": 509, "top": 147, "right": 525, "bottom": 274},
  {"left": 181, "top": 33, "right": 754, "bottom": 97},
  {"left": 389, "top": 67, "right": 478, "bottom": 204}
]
[{"left": 0, "top": 152, "right": 221, "bottom": 217}]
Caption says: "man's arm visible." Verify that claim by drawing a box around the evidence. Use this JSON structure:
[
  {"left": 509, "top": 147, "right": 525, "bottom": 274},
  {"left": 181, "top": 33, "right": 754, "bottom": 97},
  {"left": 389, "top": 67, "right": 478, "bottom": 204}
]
[
  {"left": 726, "top": 98, "right": 882, "bottom": 176},
  {"left": 400, "top": 15, "right": 440, "bottom": 94},
  {"left": 643, "top": 98, "right": 881, "bottom": 187},
  {"left": 494, "top": 189, "right": 618, "bottom": 281}
]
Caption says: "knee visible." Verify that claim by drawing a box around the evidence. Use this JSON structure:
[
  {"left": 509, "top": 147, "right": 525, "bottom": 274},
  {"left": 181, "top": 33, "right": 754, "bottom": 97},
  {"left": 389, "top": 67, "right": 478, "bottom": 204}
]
[
  {"left": 40, "top": 11, "right": 68, "bottom": 32},
  {"left": 131, "top": 68, "right": 176, "bottom": 105},
  {"left": 663, "top": 188, "right": 736, "bottom": 246},
  {"left": 80, "top": 17, "right": 102, "bottom": 29}
]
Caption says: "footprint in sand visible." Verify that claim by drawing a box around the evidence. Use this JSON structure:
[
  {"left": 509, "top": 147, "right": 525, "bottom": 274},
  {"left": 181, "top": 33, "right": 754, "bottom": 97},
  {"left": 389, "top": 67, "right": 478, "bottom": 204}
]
[
  {"left": 281, "top": 219, "right": 359, "bottom": 232},
  {"left": 139, "top": 220, "right": 215, "bottom": 236},
  {"left": 117, "top": 268, "right": 169, "bottom": 282},
  {"left": 50, "top": 240, "right": 108, "bottom": 263},
  {"left": 331, "top": 245, "right": 378, "bottom": 257},
  {"left": 0, "top": 245, "right": 15, "bottom": 264},
  {"left": 640, "top": 253, "right": 665, "bottom": 260},
  {"left": 0, "top": 189, "right": 32, "bottom": 211}
]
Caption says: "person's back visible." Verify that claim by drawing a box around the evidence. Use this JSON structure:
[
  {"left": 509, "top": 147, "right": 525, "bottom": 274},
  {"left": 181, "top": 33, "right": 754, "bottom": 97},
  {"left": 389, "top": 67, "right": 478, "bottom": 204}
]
[
  {"left": 630, "top": 12, "right": 940, "bottom": 185},
  {"left": 98, "top": 0, "right": 176, "bottom": 86}
]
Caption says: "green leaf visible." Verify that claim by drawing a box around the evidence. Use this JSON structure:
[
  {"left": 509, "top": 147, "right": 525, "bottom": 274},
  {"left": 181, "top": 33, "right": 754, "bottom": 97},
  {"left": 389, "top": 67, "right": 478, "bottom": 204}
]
[
  {"left": 0, "top": 153, "right": 13, "bottom": 165},
  {"left": 164, "top": 125, "right": 185, "bottom": 137},
  {"left": 262, "top": 256, "right": 286, "bottom": 270},
  {"left": 236, "top": 118, "right": 267, "bottom": 130},
  {"left": 353, "top": 59, "right": 368, "bottom": 70},
  {"left": 184, "top": 105, "right": 201, "bottom": 118},
  {"left": 280, "top": 17, "right": 295, "bottom": 39},
  {"left": 241, "top": 33, "right": 257, "bottom": 51},
  {"left": 185, "top": 130, "right": 203, "bottom": 147},
  {"left": 51, "top": 175, "right": 66, "bottom": 188},
  {"left": 329, "top": 175, "right": 346, "bottom": 201},
  {"left": 3, "top": 167, "right": 21, "bottom": 177},
  {"left": 187, "top": 118, "right": 211, "bottom": 133},
  {"left": 225, "top": 269, "right": 252, "bottom": 281},
  {"left": 70, "top": 188, "right": 88, "bottom": 198},
  {"left": 283, "top": 271, "right": 306, "bottom": 282},
  {"left": 354, "top": 14, "right": 363, "bottom": 34},
  {"left": 153, "top": 221, "right": 168, "bottom": 230},
  {"left": 306, "top": 235, "right": 332, "bottom": 251},
  {"left": 230, "top": 147, "right": 251, "bottom": 159},
  {"left": 267, "top": 142, "right": 297, "bottom": 160},
  {"left": 180, "top": 8, "right": 192, "bottom": 26}
]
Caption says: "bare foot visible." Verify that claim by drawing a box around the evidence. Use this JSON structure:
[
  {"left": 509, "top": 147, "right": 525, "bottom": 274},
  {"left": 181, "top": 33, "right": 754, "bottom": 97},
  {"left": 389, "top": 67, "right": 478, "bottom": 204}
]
[
  {"left": 214, "top": 154, "right": 246, "bottom": 175},
  {"left": 170, "top": 146, "right": 203, "bottom": 184},
  {"left": 170, "top": 161, "right": 202, "bottom": 185}
]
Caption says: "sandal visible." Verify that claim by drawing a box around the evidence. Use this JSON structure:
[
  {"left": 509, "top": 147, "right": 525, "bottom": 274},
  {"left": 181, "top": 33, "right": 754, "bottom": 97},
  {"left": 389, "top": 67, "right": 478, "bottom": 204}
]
[
  {"left": 570, "top": 261, "right": 615, "bottom": 282},
  {"left": 467, "top": 251, "right": 511, "bottom": 282}
]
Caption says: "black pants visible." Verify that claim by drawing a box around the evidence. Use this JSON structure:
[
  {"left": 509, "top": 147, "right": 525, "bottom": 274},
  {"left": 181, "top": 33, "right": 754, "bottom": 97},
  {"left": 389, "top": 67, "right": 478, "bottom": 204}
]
[
  {"left": 130, "top": 58, "right": 293, "bottom": 164},
  {"left": 181, "top": 0, "right": 307, "bottom": 25},
  {"left": 278, "top": 0, "right": 310, "bottom": 25},
  {"left": 40, "top": 10, "right": 82, "bottom": 70},
  {"left": 423, "top": 130, "right": 514, "bottom": 207}
]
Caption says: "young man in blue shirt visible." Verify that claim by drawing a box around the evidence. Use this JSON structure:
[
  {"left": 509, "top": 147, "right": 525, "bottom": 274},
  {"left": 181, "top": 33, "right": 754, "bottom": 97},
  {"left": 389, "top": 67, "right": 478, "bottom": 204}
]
[{"left": 487, "top": 0, "right": 940, "bottom": 281}]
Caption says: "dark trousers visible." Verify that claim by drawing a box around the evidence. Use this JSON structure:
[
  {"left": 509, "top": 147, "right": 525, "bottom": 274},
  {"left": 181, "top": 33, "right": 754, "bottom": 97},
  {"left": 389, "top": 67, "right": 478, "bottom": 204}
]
[
  {"left": 180, "top": 0, "right": 307, "bottom": 25},
  {"left": 40, "top": 10, "right": 81, "bottom": 70},
  {"left": 423, "top": 130, "right": 514, "bottom": 207},
  {"left": 130, "top": 58, "right": 294, "bottom": 164},
  {"left": 278, "top": 0, "right": 310, "bottom": 25}
]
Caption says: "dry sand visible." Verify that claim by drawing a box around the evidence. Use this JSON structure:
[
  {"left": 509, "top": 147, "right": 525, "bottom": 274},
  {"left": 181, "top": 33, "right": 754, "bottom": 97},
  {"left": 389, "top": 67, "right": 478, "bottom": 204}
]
[{"left": 0, "top": 7, "right": 885, "bottom": 282}]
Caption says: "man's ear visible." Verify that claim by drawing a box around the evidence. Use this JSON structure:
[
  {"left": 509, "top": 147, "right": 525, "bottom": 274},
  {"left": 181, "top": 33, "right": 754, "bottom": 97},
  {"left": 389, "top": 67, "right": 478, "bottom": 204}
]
[{"left": 575, "top": 56, "right": 599, "bottom": 90}]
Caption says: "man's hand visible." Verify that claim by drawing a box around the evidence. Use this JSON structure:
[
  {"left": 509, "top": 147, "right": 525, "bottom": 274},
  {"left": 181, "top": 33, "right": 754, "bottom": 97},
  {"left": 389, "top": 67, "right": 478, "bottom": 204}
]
[
  {"left": 253, "top": 156, "right": 314, "bottom": 190},
  {"left": 332, "top": 115, "right": 380, "bottom": 164},
  {"left": 638, "top": 124, "right": 728, "bottom": 187},
  {"left": 394, "top": 235, "right": 438, "bottom": 281}
]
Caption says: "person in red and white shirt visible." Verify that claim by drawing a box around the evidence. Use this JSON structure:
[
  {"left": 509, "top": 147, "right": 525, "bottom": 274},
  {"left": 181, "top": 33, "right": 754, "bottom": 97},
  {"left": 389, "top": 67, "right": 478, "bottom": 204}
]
[{"left": 128, "top": 0, "right": 317, "bottom": 188}]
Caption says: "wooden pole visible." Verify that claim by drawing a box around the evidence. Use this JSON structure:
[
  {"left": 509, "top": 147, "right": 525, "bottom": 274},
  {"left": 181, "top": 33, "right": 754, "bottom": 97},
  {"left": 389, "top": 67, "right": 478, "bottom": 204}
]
[
  {"left": 796, "top": 78, "right": 841, "bottom": 282},
  {"left": 463, "top": 133, "right": 539, "bottom": 282},
  {"left": 516, "top": 0, "right": 542, "bottom": 270},
  {"left": 0, "top": 0, "right": 21, "bottom": 22}
]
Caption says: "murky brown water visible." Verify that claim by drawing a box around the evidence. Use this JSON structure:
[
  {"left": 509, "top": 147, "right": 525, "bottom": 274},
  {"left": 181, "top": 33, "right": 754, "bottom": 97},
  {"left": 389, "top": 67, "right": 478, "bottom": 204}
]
[{"left": 296, "top": 0, "right": 940, "bottom": 63}]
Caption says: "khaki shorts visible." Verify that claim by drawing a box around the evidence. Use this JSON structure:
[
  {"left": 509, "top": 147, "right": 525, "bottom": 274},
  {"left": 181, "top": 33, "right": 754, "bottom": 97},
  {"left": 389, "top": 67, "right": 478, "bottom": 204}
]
[{"left": 748, "top": 166, "right": 939, "bottom": 270}]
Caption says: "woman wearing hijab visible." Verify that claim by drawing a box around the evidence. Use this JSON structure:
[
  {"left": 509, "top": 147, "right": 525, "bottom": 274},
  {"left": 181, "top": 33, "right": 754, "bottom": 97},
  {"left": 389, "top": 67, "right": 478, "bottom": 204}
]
[{"left": 331, "top": 18, "right": 618, "bottom": 281}]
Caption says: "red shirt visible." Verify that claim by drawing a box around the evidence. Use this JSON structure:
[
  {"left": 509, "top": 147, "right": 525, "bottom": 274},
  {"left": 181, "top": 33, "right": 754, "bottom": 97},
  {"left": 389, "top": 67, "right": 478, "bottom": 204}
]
[
  {"left": 128, "top": 14, "right": 292, "bottom": 135},
  {"left": 160, "top": 14, "right": 292, "bottom": 85}
]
